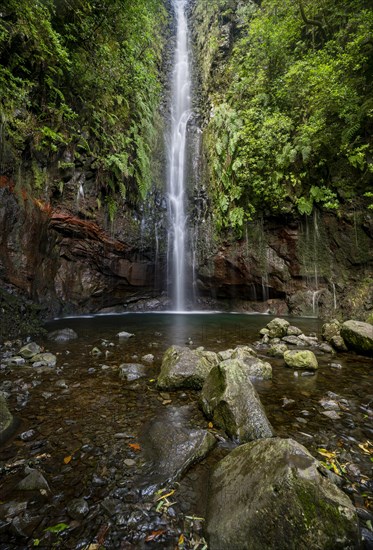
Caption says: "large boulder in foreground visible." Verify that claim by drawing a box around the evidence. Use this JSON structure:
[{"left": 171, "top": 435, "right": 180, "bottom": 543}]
[
  {"left": 341, "top": 320, "right": 373, "bottom": 356},
  {"left": 157, "top": 346, "right": 219, "bottom": 390},
  {"left": 200, "top": 360, "right": 273, "bottom": 443},
  {"left": 284, "top": 349, "right": 318, "bottom": 370},
  {"left": 206, "top": 438, "right": 359, "bottom": 550}
]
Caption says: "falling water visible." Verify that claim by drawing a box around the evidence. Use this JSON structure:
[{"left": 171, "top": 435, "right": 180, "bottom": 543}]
[{"left": 167, "top": 0, "right": 192, "bottom": 311}]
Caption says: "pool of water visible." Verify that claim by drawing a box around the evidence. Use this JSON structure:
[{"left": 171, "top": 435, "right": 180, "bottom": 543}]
[{"left": 0, "top": 313, "right": 372, "bottom": 549}]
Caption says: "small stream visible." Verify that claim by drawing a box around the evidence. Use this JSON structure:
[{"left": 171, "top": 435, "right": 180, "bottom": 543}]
[{"left": 0, "top": 313, "right": 372, "bottom": 549}]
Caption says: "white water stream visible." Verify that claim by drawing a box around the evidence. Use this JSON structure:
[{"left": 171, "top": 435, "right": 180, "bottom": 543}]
[{"left": 167, "top": 0, "right": 192, "bottom": 310}]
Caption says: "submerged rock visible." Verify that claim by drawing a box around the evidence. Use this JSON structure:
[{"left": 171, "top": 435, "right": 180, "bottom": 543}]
[
  {"left": 341, "top": 320, "right": 373, "bottom": 356},
  {"left": 117, "top": 331, "right": 134, "bottom": 339},
  {"left": 206, "top": 438, "right": 359, "bottom": 550},
  {"left": 47, "top": 328, "right": 78, "bottom": 342},
  {"left": 284, "top": 350, "right": 318, "bottom": 370},
  {"left": 119, "top": 363, "right": 148, "bottom": 382},
  {"left": 140, "top": 406, "right": 216, "bottom": 494},
  {"left": 200, "top": 360, "right": 273, "bottom": 443},
  {"left": 157, "top": 345, "right": 219, "bottom": 390},
  {"left": 67, "top": 498, "right": 89, "bottom": 519},
  {"left": 268, "top": 343, "right": 288, "bottom": 357}
]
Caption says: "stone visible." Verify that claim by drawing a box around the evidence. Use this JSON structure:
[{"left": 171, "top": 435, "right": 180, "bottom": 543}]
[
  {"left": 322, "top": 319, "right": 341, "bottom": 343},
  {"left": 67, "top": 498, "right": 89, "bottom": 519},
  {"left": 287, "top": 325, "right": 303, "bottom": 336},
  {"left": 330, "top": 334, "right": 348, "bottom": 352},
  {"left": 140, "top": 406, "right": 216, "bottom": 494},
  {"left": 17, "top": 468, "right": 50, "bottom": 491},
  {"left": 119, "top": 363, "right": 147, "bottom": 382},
  {"left": 341, "top": 320, "right": 373, "bottom": 356},
  {"left": 206, "top": 438, "right": 359, "bottom": 550},
  {"left": 142, "top": 354, "right": 154, "bottom": 364},
  {"left": 227, "top": 348, "right": 272, "bottom": 380},
  {"left": 0, "top": 396, "right": 13, "bottom": 440},
  {"left": 268, "top": 343, "right": 288, "bottom": 357},
  {"left": 19, "top": 342, "right": 41, "bottom": 359},
  {"left": 284, "top": 350, "right": 318, "bottom": 370},
  {"left": 47, "top": 328, "right": 78, "bottom": 342},
  {"left": 265, "top": 318, "right": 290, "bottom": 338},
  {"left": 157, "top": 345, "right": 219, "bottom": 390},
  {"left": 117, "top": 331, "right": 134, "bottom": 339},
  {"left": 30, "top": 352, "right": 57, "bottom": 367},
  {"left": 6, "top": 356, "right": 25, "bottom": 366},
  {"left": 282, "top": 335, "right": 303, "bottom": 346},
  {"left": 319, "top": 343, "right": 335, "bottom": 354},
  {"left": 218, "top": 349, "right": 235, "bottom": 361},
  {"left": 200, "top": 360, "right": 273, "bottom": 443}
]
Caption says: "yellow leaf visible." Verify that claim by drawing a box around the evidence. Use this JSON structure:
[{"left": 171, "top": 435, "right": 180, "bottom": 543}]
[
  {"left": 358, "top": 441, "right": 373, "bottom": 455},
  {"left": 156, "top": 489, "right": 175, "bottom": 502},
  {"left": 317, "top": 448, "right": 336, "bottom": 460},
  {"left": 178, "top": 533, "right": 185, "bottom": 546},
  {"left": 63, "top": 455, "right": 72, "bottom": 464},
  {"left": 128, "top": 443, "right": 141, "bottom": 452},
  {"left": 208, "top": 422, "right": 213, "bottom": 429}
]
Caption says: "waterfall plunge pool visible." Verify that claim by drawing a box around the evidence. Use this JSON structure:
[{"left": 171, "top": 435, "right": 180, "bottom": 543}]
[{"left": 0, "top": 312, "right": 372, "bottom": 548}]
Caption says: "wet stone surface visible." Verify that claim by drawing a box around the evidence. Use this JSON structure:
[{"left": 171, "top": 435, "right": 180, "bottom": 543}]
[{"left": 0, "top": 313, "right": 372, "bottom": 549}]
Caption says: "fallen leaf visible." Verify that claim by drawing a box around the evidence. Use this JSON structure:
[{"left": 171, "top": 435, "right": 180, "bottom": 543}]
[
  {"left": 156, "top": 489, "right": 175, "bottom": 501},
  {"left": 358, "top": 441, "right": 373, "bottom": 455},
  {"left": 208, "top": 422, "right": 213, "bottom": 429},
  {"left": 317, "top": 448, "right": 336, "bottom": 460},
  {"left": 128, "top": 443, "right": 141, "bottom": 452},
  {"left": 178, "top": 533, "right": 185, "bottom": 546},
  {"left": 44, "top": 523, "right": 69, "bottom": 534},
  {"left": 145, "top": 529, "right": 166, "bottom": 542},
  {"left": 162, "top": 399, "right": 172, "bottom": 405},
  {"left": 63, "top": 455, "right": 72, "bottom": 464}
]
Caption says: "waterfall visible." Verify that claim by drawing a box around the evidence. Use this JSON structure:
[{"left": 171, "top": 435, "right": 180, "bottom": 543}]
[{"left": 167, "top": 0, "right": 192, "bottom": 311}]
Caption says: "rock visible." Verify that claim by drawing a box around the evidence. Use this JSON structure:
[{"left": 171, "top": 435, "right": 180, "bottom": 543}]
[
  {"left": 319, "top": 343, "right": 335, "bottom": 354},
  {"left": 259, "top": 328, "right": 270, "bottom": 336},
  {"left": 227, "top": 347, "right": 272, "bottom": 380},
  {"left": 330, "top": 334, "right": 348, "bottom": 351},
  {"left": 142, "top": 354, "right": 154, "bottom": 364},
  {"left": 19, "top": 429, "right": 36, "bottom": 441},
  {"left": 30, "top": 352, "right": 57, "bottom": 367},
  {"left": 0, "top": 396, "right": 13, "bottom": 440},
  {"left": 67, "top": 498, "right": 89, "bottom": 519},
  {"left": 287, "top": 325, "right": 303, "bottom": 336},
  {"left": 268, "top": 343, "right": 288, "bottom": 357},
  {"left": 19, "top": 342, "right": 41, "bottom": 359},
  {"left": 217, "top": 349, "right": 235, "bottom": 361},
  {"left": 322, "top": 410, "right": 342, "bottom": 420},
  {"left": 17, "top": 468, "right": 50, "bottom": 491},
  {"left": 265, "top": 317, "right": 290, "bottom": 338},
  {"left": 119, "top": 363, "right": 147, "bottom": 382},
  {"left": 341, "top": 320, "right": 373, "bottom": 356},
  {"left": 140, "top": 406, "right": 216, "bottom": 494},
  {"left": 157, "top": 346, "right": 219, "bottom": 390},
  {"left": 47, "top": 328, "right": 78, "bottom": 342},
  {"left": 284, "top": 350, "right": 318, "bottom": 370},
  {"left": 206, "top": 438, "right": 359, "bottom": 550},
  {"left": 200, "top": 360, "right": 273, "bottom": 443},
  {"left": 117, "top": 331, "right": 134, "bottom": 339},
  {"left": 322, "top": 319, "right": 341, "bottom": 343},
  {"left": 282, "top": 335, "right": 303, "bottom": 346},
  {"left": 90, "top": 347, "right": 102, "bottom": 356},
  {"left": 297, "top": 334, "right": 319, "bottom": 347},
  {"left": 6, "top": 356, "right": 25, "bottom": 366}
]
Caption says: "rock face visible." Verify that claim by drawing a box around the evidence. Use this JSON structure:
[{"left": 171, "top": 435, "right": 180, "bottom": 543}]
[
  {"left": 200, "top": 360, "right": 273, "bottom": 442},
  {"left": 341, "top": 320, "right": 373, "bottom": 356},
  {"left": 206, "top": 438, "right": 359, "bottom": 550},
  {"left": 284, "top": 349, "right": 318, "bottom": 370},
  {"left": 157, "top": 346, "right": 219, "bottom": 390}
]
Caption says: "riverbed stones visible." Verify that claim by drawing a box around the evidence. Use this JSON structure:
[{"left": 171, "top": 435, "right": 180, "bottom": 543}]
[
  {"left": 266, "top": 317, "right": 290, "bottom": 338},
  {"left": 284, "top": 349, "right": 318, "bottom": 370},
  {"left": 341, "top": 320, "right": 373, "bottom": 356},
  {"left": 200, "top": 360, "right": 273, "bottom": 442},
  {"left": 47, "top": 328, "right": 78, "bottom": 342},
  {"left": 157, "top": 346, "right": 219, "bottom": 390},
  {"left": 206, "top": 437, "right": 359, "bottom": 550},
  {"left": 30, "top": 352, "right": 57, "bottom": 368},
  {"left": 67, "top": 498, "right": 89, "bottom": 519}
]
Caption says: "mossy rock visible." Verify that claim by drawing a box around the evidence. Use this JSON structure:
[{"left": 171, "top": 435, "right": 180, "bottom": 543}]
[
  {"left": 341, "top": 320, "right": 373, "bottom": 356},
  {"left": 284, "top": 350, "right": 318, "bottom": 370}
]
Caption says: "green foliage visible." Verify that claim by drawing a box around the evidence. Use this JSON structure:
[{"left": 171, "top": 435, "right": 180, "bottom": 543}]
[
  {"left": 0, "top": 0, "right": 168, "bottom": 208},
  {"left": 193, "top": 0, "right": 373, "bottom": 229}
]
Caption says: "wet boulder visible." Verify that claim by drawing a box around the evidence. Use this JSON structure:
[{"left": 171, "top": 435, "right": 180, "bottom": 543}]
[
  {"left": 267, "top": 343, "right": 288, "bottom": 358},
  {"left": 284, "top": 349, "right": 318, "bottom": 370},
  {"left": 266, "top": 318, "right": 290, "bottom": 338},
  {"left": 341, "top": 320, "right": 373, "bottom": 356},
  {"left": 47, "top": 328, "right": 78, "bottom": 342},
  {"left": 30, "top": 352, "right": 57, "bottom": 368},
  {"left": 200, "top": 360, "right": 273, "bottom": 443},
  {"left": 206, "top": 438, "right": 359, "bottom": 550},
  {"left": 0, "top": 396, "right": 13, "bottom": 440},
  {"left": 322, "top": 320, "right": 347, "bottom": 352},
  {"left": 140, "top": 405, "right": 216, "bottom": 495},
  {"left": 230, "top": 347, "right": 272, "bottom": 380},
  {"left": 157, "top": 346, "right": 219, "bottom": 390}
]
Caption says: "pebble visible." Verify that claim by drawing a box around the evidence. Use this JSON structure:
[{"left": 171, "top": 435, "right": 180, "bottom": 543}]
[
  {"left": 321, "top": 410, "right": 341, "bottom": 420},
  {"left": 124, "top": 459, "right": 136, "bottom": 467},
  {"left": 19, "top": 429, "right": 36, "bottom": 441}
]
